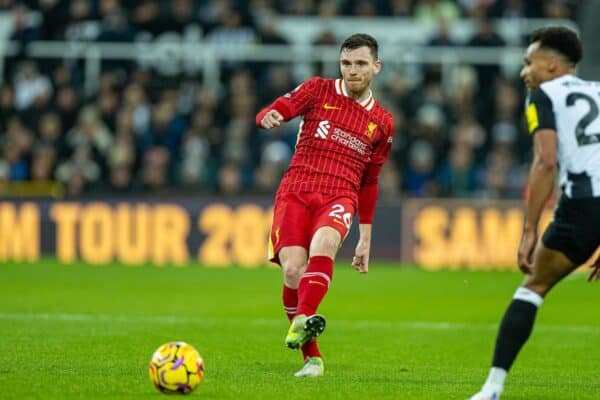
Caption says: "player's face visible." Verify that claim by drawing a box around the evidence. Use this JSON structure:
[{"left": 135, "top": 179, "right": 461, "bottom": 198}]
[
  {"left": 339, "top": 46, "right": 381, "bottom": 97},
  {"left": 520, "top": 42, "right": 556, "bottom": 89}
]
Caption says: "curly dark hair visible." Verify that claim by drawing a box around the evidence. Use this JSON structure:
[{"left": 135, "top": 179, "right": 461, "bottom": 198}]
[
  {"left": 529, "top": 26, "right": 582, "bottom": 65},
  {"left": 340, "top": 33, "right": 379, "bottom": 60}
]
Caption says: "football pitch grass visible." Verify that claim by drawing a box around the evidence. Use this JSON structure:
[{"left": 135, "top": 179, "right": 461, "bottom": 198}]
[{"left": 1, "top": 260, "right": 599, "bottom": 399}]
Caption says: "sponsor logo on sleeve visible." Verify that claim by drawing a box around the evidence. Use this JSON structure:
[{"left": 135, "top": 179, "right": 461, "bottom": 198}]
[{"left": 526, "top": 103, "right": 539, "bottom": 134}]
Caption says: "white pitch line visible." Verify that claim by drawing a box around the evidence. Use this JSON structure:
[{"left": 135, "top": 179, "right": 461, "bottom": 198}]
[{"left": 0, "top": 312, "right": 599, "bottom": 334}]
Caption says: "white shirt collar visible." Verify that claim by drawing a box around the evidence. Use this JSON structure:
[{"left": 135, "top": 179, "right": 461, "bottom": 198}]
[{"left": 335, "top": 79, "right": 375, "bottom": 111}]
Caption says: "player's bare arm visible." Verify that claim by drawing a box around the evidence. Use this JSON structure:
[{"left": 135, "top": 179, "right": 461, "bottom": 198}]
[
  {"left": 519, "top": 129, "right": 557, "bottom": 273},
  {"left": 352, "top": 223, "right": 372, "bottom": 273},
  {"left": 260, "top": 110, "right": 284, "bottom": 129}
]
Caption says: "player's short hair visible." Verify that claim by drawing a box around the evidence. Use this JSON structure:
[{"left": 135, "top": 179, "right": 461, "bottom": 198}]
[
  {"left": 529, "top": 26, "right": 582, "bottom": 65},
  {"left": 340, "top": 33, "right": 379, "bottom": 60}
]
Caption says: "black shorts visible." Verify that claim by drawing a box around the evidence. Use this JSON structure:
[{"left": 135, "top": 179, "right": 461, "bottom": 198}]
[{"left": 542, "top": 194, "right": 600, "bottom": 265}]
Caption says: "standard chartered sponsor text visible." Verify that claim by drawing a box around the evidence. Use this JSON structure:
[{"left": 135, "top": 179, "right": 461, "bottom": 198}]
[{"left": 330, "top": 128, "right": 367, "bottom": 155}]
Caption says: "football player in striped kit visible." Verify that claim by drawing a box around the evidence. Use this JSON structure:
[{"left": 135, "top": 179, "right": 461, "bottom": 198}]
[
  {"left": 469, "top": 26, "right": 600, "bottom": 400},
  {"left": 256, "top": 33, "right": 394, "bottom": 377}
]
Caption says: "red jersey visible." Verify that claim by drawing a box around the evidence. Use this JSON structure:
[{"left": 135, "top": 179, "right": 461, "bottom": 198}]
[{"left": 257, "top": 77, "right": 394, "bottom": 207}]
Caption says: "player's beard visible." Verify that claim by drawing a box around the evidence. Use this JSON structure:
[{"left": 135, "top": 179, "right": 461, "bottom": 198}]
[{"left": 346, "top": 77, "right": 370, "bottom": 97}]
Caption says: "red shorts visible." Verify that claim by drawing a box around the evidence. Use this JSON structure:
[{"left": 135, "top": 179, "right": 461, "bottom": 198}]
[{"left": 268, "top": 191, "right": 356, "bottom": 265}]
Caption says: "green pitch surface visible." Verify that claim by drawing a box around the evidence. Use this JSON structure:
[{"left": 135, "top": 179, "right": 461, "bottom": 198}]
[{"left": 1, "top": 261, "right": 599, "bottom": 399}]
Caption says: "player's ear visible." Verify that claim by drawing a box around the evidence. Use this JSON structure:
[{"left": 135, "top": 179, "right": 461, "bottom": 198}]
[
  {"left": 373, "top": 59, "right": 382, "bottom": 75},
  {"left": 547, "top": 57, "right": 557, "bottom": 73},
  {"left": 547, "top": 53, "right": 562, "bottom": 74}
]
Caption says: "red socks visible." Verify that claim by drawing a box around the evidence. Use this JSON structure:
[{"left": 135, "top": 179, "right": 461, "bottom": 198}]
[
  {"left": 296, "top": 256, "right": 333, "bottom": 317},
  {"left": 282, "top": 285, "right": 297, "bottom": 322}
]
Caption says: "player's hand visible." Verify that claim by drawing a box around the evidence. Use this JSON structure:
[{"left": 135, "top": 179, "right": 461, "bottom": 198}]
[
  {"left": 517, "top": 230, "right": 537, "bottom": 274},
  {"left": 260, "top": 110, "right": 284, "bottom": 129},
  {"left": 352, "top": 240, "right": 370, "bottom": 273},
  {"left": 588, "top": 255, "right": 600, "bottom": 282}
]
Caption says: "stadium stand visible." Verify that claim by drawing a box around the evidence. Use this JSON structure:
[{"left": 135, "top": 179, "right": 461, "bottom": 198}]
[{"left": 0, "top": 0, "right": 581, "bottom": 198}]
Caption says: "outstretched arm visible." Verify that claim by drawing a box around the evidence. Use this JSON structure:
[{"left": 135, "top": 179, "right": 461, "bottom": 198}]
[
  {"left": 255, "top": 78, "right": 318, "bottom": 129},
  {"left": 256, "top": 98, "right": 291, "bottom": 129}
]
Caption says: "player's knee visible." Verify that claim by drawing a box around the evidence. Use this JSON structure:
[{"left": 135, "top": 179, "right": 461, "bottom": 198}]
[
  {"left": 282, "top": 261, "right": 306, "bottom": 283},
  {"left": 523, "top": 266, "right": 563, "bottom": 297}
]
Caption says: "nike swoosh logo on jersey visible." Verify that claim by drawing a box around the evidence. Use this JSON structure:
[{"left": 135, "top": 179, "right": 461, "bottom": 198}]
[
  {"left": 309, "top": 280, "right": 327, "bottom": 287},
  {"left": 323, "top": 103, "right": 341, "bottom": 110}
]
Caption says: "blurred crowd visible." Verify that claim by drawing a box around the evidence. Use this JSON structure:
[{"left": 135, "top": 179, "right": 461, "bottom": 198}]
[{"left": 0, "top": 0, "right": 580, "bottom": 198}]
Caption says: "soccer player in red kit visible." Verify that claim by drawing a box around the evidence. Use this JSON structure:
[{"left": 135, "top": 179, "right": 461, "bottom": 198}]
[{"left": 255, "top": 33, "right": 394, "bottom": 377}]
